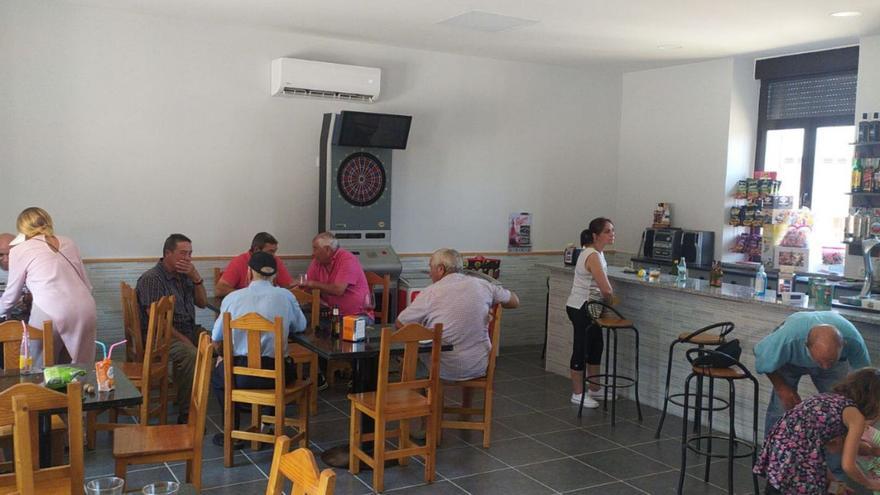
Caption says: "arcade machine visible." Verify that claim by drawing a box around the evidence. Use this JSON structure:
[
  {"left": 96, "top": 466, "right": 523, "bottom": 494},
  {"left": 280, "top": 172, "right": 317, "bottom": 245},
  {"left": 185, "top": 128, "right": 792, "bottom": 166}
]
[{"left": 318, "top": 110, "right": 411, "bottom": 321}]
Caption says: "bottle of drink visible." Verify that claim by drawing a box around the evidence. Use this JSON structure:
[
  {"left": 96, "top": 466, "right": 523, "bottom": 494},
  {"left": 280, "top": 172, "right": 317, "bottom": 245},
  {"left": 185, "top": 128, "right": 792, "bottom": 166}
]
[
  {"left": 676, "top": 256, "right": 688, "bottom": 283},
  {"left": 19, "top": 323, "right": 32, "bottom": 372},
  {"left": 331, "top": 305, "right": 341, "bottom": 338},
  {"left": 754, "top": 264, "right": 768, "bottom": 297},
  {"left": 670, "top": 259, "right": 679, "bottom": 276},
  {"left": 710, "top": 261, "right": 723, "bottom": 287},
  {"left": 873, "top": 158, "right": 880, "bottom": 192},
  {"left": 870, "top": 112, "right": 880, "bottom": 143},
  {"left": 852, "top": 157, "right": 863, "bottom": 193},
  {"left": 859, "top": 112, "right": 871, "bottom": 143},
  {"left": 863, "top": 157, "right": 875, "bottom": 193}
]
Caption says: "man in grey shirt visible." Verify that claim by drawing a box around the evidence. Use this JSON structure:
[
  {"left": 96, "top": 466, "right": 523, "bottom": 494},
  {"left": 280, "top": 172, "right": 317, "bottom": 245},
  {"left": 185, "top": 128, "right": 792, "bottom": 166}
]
[{"left": 396, "top": 248, "right": 519, "bottom": 381}]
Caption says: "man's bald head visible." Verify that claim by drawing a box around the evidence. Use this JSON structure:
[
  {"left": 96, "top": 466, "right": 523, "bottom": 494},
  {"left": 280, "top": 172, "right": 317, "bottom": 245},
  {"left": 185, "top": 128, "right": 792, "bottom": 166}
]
[
  {"left": 806, "top": 324, "right": 844, "bottom": 369},
  {"left": 0, "top": 233, "right": 14, "bottom": 271}
]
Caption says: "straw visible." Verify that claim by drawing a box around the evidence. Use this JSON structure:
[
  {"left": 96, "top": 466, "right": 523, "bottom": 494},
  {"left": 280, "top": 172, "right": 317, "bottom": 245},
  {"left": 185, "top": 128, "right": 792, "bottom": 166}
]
[
  {"left": 95, "top": 341, "right": 108, "bottom": 361},
  {"left": 106, "top": 340, "right": 127, "bottom": 361}
]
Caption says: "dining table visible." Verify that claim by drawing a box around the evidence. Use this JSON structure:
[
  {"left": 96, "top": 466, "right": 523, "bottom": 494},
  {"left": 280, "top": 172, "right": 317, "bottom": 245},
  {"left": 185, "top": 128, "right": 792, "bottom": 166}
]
[
  {"left": 290, "top": 324, "right": 451, "bottom": 469},
  {"left": 0, "top": 362, "right": 142, "bottom": 467}
]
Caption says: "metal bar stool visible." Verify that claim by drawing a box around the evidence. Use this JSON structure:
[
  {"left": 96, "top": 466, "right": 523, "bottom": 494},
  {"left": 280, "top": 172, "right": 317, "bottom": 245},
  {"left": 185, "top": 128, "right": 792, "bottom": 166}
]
[
  {"left": 578, "top": 301, "right": 642, "bottom": 426},
  {"left": 654, "top": 322, "right": 735, "bottom": 439},
  {"left": 677, "top": 348, "right": 759, "bottom": 495}
]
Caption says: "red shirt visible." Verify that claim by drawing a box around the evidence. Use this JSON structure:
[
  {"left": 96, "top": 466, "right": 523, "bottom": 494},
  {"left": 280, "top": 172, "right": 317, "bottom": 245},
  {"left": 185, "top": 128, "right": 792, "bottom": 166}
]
[
  {"left": 306, "top": 248, "right": 373, "bottom": 318},
  {"left": 220, "top": 252, "right": 294, "bottom": 290}
]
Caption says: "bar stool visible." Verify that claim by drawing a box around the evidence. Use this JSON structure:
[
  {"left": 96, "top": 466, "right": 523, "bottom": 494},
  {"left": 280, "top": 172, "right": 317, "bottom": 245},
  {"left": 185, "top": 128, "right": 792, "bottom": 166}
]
[
  {"left": 654, "top": 322, "right": 734, "bottom": 439},
  {"left": 578, "top": 301, "right": 642, "bottom": 426},
  {"left": 677, "top": 348, "right": 759, "bottom": 495}
]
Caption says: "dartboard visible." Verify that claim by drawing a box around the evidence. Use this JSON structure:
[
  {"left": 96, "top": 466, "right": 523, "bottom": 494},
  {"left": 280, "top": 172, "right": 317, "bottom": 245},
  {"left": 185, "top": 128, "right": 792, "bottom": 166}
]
[{"left": 336, "top": 152, "right": 386, "bottom": 207}]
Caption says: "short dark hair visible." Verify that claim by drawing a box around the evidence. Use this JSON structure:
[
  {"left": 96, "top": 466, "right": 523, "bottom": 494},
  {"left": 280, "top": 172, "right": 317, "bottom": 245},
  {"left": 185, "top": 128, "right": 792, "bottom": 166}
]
[
  {"left": 163, "top": 233, "right": 192, "bottom": 255},
  {"left": 250, "top": 232, "right": 278, "bottom": 253},
  {"left": 582, "top": 217, "right": 612, "bottom": 246},
  {"left": 832, "top": 367, "right": 880, "bottom": 421}
]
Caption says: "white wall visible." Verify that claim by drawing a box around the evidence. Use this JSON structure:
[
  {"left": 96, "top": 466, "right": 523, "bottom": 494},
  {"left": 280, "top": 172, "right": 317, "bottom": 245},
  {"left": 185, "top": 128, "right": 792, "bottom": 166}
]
[
  {"left": 856, "top": 35, "right": 880, "bottom": 122},
  {"left": 0, "top": 0, "right": 622, "bottom": 258},
  {"left": 614, "top": 57, "right": 759, "bottom": 259}
]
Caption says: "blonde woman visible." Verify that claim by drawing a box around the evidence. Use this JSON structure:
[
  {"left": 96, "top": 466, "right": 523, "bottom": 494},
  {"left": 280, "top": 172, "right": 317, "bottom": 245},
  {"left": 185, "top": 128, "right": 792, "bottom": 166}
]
[{"left": 0, "top": 207, "right": 97, "bottom": 364}]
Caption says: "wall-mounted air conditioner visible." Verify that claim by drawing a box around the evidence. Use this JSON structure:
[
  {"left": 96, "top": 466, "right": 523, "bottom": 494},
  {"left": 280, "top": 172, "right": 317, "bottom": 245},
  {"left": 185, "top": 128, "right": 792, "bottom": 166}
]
[{"left": 270, "top": 58, "right": 381, "bottom": 103}]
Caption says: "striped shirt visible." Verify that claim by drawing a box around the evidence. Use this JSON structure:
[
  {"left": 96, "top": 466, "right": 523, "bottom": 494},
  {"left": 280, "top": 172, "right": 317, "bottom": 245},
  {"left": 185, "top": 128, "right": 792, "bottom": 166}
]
[{"left": 136, "top": 261, "right": 198, "bottom": 340}]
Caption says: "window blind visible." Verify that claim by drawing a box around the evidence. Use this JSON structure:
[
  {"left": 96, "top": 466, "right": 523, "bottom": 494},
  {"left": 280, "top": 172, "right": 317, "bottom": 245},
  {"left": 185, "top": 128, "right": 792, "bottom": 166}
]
[{"left": 765, "top": 71, "right": 857, "bottom": 120}]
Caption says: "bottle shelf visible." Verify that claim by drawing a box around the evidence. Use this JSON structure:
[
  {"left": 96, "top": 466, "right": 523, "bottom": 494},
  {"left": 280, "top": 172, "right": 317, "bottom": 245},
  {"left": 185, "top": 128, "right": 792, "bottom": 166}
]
[
  {"left": 851, "top": 141, "right": 880, "bottom": 146},
  {"left": 846, "top": 192, "right": 880, "bottom": 196}
]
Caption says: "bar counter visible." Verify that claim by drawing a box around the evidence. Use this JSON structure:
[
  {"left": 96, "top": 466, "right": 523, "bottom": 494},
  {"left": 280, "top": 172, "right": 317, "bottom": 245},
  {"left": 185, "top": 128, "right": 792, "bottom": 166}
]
[{"left": 542, "top": 263, "right": 880, "bottom": 437}]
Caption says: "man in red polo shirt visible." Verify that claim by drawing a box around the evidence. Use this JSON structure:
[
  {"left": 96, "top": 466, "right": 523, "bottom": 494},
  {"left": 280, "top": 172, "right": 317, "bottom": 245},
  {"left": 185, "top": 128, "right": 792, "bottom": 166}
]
[
  {"left": 215, "top": 232, "right": 294, "bottom": 298},
  {"left": 300, "top": 232, "right": 373, "bottom": 321}
]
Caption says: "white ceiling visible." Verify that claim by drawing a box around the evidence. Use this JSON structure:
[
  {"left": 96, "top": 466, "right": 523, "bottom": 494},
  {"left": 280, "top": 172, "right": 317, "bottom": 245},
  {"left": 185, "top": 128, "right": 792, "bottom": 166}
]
[{"left": 65, "top": 0, "right": 880, "bottom": 69}]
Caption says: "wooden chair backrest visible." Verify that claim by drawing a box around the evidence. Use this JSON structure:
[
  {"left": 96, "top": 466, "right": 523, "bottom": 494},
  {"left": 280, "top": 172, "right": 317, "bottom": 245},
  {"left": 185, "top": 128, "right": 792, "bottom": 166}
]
[
  {"left": 0, "top": 382, "right": 83, "bottom": 493},
  {"left": 120, "top": 281, "right": 144, "bottom": 363},
  {"left": 486, "top": 305, "right": 502, "bottom": 382},
  {"left": 291, "top": 288, "right": 321, "bottom": 331},
  {"left": 0, "top": 320, "right": 54, "bottom": 371},
  {"left": 187, "top": 333, "right": 213, "bottom": 449},
  {"left": 266, "top": 436, "right": 336, "bottom": 495},
  {"left": 222, "top": 312, "right": 287, "bottom": 403},
  {"left": 214, "top": 268, "right": 224, "bottom": 287},
  {"left": 375, "top": 323, "right": 443, "bottom": 415},
  {"left": 139, "top": 295, "right": 175, "bottom": 423},
  {"left": 364, "top": 272, "right": 391, "bottom": 325}
]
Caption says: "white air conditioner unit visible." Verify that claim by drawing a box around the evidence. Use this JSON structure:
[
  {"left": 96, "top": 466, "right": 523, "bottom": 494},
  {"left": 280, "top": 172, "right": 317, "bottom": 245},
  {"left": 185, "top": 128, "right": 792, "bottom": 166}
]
[{"left": 270, "top": 58, "right": 381, "bottom": 103}]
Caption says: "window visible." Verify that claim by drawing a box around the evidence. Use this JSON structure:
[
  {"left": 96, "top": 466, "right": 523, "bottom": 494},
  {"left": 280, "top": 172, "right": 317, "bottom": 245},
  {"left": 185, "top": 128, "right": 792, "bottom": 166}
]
[{"left": 754, "top": 47, "right": 858, "bottom": 274}]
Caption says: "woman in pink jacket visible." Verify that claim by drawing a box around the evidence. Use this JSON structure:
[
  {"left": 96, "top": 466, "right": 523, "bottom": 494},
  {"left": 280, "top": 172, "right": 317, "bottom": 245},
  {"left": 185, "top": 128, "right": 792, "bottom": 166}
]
[{"left": 0, "top": 207, "right": 96, "bottom": 364}]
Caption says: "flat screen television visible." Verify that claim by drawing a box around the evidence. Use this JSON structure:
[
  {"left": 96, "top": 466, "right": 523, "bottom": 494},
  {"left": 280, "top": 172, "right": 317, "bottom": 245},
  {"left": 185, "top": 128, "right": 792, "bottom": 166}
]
[{"left": 336, "top": 111, "right": 412, "bottom": 150}]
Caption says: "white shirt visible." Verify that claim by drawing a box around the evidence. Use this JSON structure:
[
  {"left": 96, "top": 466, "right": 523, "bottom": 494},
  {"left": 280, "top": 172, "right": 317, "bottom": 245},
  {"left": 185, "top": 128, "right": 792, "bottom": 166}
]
[{"left": 566, "top": 247, "right": 606, "bottom": 309}]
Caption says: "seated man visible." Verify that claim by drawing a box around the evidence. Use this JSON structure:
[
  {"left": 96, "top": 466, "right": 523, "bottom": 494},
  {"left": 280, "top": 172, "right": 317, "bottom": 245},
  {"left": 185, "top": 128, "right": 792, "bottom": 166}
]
[
  {"left": 755, "top": 311, "right": 871, "bottom": 435},
  {"left": 135, "top": 233, "right": 208, "bottom": 424},
  {"left": 0, "top": 233, "right": 13, "bottom": 272},
  {"left": 210, "top": 251, "right": 307, "bottom": 447},
  {"left": 300, "top": 232, "right": 373, "bottom": 320},
  {"left": 396, "top": 248, "right": 519, "bottom": 382},
  {"left": 214, "top": 231, "right": 294, "bottom": 298}
]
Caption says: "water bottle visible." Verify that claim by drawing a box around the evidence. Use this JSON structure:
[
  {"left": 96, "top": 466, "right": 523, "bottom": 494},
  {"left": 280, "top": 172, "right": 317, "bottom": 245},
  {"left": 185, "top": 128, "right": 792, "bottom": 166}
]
[
  {"left": 676, "top": 257, "right": 688, "bottom": 283},
  {"left": 754, "top": 264, "right": 768, "bottom": 297}
]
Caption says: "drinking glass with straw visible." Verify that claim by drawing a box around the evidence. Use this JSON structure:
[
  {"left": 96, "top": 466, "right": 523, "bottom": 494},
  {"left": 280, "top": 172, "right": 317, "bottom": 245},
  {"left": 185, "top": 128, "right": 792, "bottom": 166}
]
[{"left": 95, "top": 339, "right": 126, "bottom": 391}]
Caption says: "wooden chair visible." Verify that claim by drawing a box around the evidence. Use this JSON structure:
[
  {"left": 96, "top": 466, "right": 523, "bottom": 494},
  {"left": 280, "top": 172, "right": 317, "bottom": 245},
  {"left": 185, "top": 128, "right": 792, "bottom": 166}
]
[
  {"left": 0, "top": 381, "right": 83, "bottom": 494},
  {"left": 290, "top": 288, "right": 320, "bottom": 414},
  {"left": 0, "top": 320, "right": 64, "bottom": 465},
  {"left": 87, "top": 295, "right": 175, "bottom": 449},
  {"left": 348, "top": 323, "right": 443, "bottom": 493},
  {"left": 222, "top": 312, "right": 310, "bottom": 468},
  {"left": 120, "top": 281, "right": 144, "bottom": 365},
  {"left": 364, "top": 272, "right": 391, "bottom": 325},
  {"left": 113, "top": 333, "right": 212, "bottom": 492},
  {"left": 265, "top": 436, "right": 336, "bottom": 495},
  {"left": 437, "top": 305, "right": 502, "bottom": 448}
]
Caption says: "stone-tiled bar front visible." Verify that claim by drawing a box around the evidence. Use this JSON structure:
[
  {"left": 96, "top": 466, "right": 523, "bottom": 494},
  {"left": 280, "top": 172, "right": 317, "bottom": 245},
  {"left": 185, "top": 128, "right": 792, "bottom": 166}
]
[{"left": 543, "top": 263, "right": 880, "bottom": 437}]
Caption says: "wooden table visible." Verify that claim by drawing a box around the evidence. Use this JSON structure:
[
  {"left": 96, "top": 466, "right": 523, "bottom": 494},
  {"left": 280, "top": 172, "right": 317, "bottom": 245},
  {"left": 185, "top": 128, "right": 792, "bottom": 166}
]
[
  {"left": 291, "top": 325, "right": 449, "bottom": 469},
  {"left": 0, "top": 363, "right": 142, "bottom": 466}
]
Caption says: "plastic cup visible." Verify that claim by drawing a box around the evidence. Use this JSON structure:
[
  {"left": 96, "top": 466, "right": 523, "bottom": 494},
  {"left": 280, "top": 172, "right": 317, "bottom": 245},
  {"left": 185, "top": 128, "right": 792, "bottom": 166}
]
[
  {"left": 142, "top": 481, "right": 180, "bottom": 495},
  {"left": 84, "top": 477, "right": 124, "bottom": 495}
]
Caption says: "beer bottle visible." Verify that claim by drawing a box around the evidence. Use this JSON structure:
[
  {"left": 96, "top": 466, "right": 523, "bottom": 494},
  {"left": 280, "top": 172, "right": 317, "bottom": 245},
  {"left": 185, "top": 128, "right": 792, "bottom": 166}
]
[
  {"left": 852, "top": 157, "right": 863, "bottom": 193},
  {"left": 331, "top": 305, "right": 341, "bottom": 338}
]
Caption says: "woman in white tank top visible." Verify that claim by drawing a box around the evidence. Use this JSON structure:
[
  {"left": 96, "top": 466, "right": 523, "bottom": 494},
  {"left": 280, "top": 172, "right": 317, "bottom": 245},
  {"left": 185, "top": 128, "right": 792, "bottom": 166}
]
[{"left": 565, "top": 218, "right": 615, "bottom": 407}]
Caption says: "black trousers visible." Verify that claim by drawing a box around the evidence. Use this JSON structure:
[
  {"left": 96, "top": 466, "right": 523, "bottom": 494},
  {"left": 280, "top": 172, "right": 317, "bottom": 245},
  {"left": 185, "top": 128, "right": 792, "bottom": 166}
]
[
  {"left": 566, "top": 303, "right": 604, "bottom": 370},
  {"left": 211, "top": 355, "right": 297, "bottom": 428}
]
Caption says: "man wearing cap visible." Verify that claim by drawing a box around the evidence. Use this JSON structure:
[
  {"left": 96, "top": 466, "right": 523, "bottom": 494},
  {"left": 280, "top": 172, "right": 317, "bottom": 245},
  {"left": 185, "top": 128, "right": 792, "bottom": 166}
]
[
  {"left": 214, "top": 232, "right": 294, "bottom": 298},
  {"left": 209, "top": 251, "right": 307, "bottom": 447}
]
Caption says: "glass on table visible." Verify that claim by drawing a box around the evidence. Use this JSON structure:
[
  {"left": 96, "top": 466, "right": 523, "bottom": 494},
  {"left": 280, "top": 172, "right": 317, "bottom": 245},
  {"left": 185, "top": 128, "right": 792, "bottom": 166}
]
[
  {"left": 84, "top": 477, "right": 124, "bottom": 495},
  {"left": 142, "top": 481, "right": 180, "bottom": 495},
  {"left": 648, "top": 269, "right": 661, "bottom": 282}
]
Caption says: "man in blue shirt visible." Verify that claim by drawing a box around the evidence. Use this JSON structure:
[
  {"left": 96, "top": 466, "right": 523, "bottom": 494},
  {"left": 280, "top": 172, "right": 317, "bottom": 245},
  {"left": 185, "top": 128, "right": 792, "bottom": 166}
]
[
  {"left": 754, "top": 311, "right": 871, "bottom": 435},
  {"left": 209, "top": 251, "right": 307, "bottom": 447}
]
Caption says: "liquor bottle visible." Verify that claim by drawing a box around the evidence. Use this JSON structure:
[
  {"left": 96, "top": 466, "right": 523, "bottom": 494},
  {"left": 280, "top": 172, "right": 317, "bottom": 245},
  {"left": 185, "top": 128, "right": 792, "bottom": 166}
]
[
  {"left": 852, "top": 157, "right": 863, "bottom": 193},
  {"left": 859, "top": 112, "right": 871, "bottom": 143},
  {"left": 863, "top": 157, "right": 875, "bottom": 193},
  {"left": 331, "top": 305, "right": 341, "bottom": 338},
  {"left": 709, "top": 261, "right": 723, "bottom": 287},
  {"left": 870, "top": 112, "right": 880, "bottom": 143},
  {"left": 874, "top": 158, "right": 880, "bottom": 193}
]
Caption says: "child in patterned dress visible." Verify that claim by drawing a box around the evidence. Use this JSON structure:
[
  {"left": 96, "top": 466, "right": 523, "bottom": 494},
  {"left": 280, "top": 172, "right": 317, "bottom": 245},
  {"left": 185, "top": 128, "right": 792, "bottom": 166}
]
[{"left": 754, "top": 368, "right": 880, "bottom": 494}]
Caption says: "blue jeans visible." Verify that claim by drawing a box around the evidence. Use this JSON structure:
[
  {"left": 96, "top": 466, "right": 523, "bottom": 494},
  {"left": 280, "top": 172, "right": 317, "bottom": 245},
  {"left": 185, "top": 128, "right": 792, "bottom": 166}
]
[{"left": 764, "top": 360, "right": 849, "bottom": 476}]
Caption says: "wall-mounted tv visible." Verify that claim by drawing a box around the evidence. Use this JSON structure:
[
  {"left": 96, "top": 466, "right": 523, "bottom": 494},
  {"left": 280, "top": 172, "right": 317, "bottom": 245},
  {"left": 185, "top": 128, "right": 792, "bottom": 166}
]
[{"left": 336, "top": 111, "right": 412, "bottom": 150}]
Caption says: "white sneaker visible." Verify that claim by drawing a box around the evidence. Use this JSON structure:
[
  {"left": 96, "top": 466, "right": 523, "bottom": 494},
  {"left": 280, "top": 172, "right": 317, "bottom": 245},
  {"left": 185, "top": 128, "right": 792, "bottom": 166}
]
[
  {"left": 571, "top": 393, "right": 599, "bottom": 408},
  {"left": 588, "top": 387, "right": 618, "bottom": 400}
]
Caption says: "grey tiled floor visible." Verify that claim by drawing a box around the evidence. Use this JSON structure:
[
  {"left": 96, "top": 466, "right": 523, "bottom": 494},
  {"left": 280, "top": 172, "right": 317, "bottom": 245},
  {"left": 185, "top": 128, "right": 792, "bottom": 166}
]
[{"left": 83, "top": 345, "right": 766, "bottom": 494}]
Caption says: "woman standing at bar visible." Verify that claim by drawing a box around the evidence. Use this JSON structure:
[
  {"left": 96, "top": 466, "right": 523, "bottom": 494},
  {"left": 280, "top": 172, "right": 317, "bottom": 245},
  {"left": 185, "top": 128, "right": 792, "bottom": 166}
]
[
  {"left": 566, "top": 217, "right": 615, "bottom": 408},
  {"left": 0, "top": 207, "right": 97, "bottom": 364}
]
